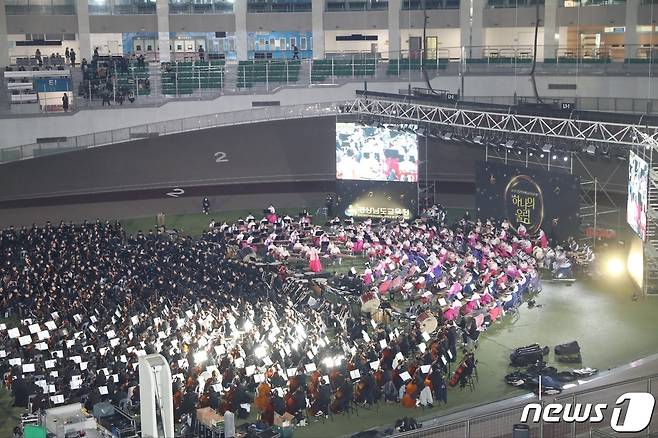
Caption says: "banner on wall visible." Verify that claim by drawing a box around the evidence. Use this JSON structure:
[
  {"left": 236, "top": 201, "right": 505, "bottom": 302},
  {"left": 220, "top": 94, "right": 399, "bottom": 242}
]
[
  {"left": 337, "top": 180, "right": 417, "bottom": 220},
  {"left": 475, "top": 161, "right": 580, "bottom": 240}
]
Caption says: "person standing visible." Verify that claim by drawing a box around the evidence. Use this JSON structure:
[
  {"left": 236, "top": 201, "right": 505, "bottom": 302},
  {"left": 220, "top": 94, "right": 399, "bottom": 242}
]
[
  {"left": 62, "top": 93, "right": 69, "bottom": 112},
  {"left": 198, "top": 45, "right": 205, "bottom": 62},
  {"left": 69, "top": 49, "right": 76, "bottom": 66},
  {"left": 292, "top": 44, "right": 300, "bottom": 60},
  {"left": 65, "top": 47, "right": 70, "bottom": 64}
]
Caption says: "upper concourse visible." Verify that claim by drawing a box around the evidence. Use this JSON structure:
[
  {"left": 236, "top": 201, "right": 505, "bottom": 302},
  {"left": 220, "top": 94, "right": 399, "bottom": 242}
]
[{"left": 1, "top": 0, "right": 658, "bottom": 64}]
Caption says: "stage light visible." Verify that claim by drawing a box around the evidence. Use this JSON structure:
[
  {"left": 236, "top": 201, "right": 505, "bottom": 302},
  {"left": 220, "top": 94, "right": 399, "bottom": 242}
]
[
  {"left": 628, "top": 238, "right": 644, "bottom": 290},
  {"left": 542, "top": 143, "right": 552, "bottom": 153},
  {"left": 194, "top": 350, "right": 208, "bottom": 364},
  {"left": 504, "top": 140, "right": 515, "bottom": 149},
  {"left": 552, "top": 154, "right": 557, "bottom": 160},
  {"left": 254, "top": 345, "right": 267, "bottom": 359},
  {"left": 605, "top": 258, "right": 625, "bottom": 278},
  {"left": 474, "top": 135, "right": 483, "bottom": 145},
  {"left": 585, "top": 144, "right": 596, "bottom": 155},
  {"left": 529, "top": 151, "right": 534, "bottom": 157},
  {"left": 540, "top": 153, "right": 545, "bottom": 158},
  {"left": 563, "top": 156, "right": 569, "bottom": 162}
]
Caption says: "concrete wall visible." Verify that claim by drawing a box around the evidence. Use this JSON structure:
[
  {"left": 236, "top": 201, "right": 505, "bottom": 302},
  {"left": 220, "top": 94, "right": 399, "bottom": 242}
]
[
  {"left": 0, "top": 117, "right": 335, "bottom": 202},
  {"left": 247, "top": 12, "right": 312, "bottom": 32},
  {"left": 90, "top": 15, "right": 158, "bottom": 33},
  {"left": 0, "top": 124, "right": 627, "bottom": 228}
]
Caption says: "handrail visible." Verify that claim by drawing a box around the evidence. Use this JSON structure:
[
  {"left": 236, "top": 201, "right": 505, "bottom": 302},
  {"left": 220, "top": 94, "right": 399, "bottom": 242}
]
[
  {"left": 0, "top": 102, "right": 342, "bottom": 164},
  {"left": 392, "top": 372, "right": 658, "bottom": 438}
]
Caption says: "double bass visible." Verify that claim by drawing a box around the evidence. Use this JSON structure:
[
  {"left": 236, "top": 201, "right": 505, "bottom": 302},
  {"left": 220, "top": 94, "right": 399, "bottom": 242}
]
[{"left": 255, "top": 381, "right": 275, "bottom": 425}]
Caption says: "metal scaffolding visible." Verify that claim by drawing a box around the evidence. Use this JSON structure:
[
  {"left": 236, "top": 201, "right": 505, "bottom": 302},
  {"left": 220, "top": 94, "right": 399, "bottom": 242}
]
[
  {"left": 344, "top": 95, "right": 658, "bottom": 295},
  {"left": 643, "top": 139, "right": 658, "bottom": 295},
  {"left": 344, "top": 97, "right": 658, "bottom": 146}
]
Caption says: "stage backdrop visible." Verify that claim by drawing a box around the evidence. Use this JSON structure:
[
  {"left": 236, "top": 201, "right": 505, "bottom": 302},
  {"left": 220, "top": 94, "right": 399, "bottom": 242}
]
[
  {"left": 475, "top": 161, "right": 581, "bottom": 239},
  {"left": 336, "top": 122, "right": 418, "bottom": 219}
]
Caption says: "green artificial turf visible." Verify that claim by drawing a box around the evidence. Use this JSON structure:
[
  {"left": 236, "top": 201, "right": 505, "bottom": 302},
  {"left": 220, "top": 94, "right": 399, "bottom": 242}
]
[{"left": 3, "top": 210, "right": 657, "bottom": 438}]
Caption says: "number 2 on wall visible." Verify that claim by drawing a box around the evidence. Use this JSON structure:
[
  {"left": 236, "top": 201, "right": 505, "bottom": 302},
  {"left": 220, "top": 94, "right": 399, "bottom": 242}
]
[{"left": 214, "top": 151, "right": 229, "bottom": 163}]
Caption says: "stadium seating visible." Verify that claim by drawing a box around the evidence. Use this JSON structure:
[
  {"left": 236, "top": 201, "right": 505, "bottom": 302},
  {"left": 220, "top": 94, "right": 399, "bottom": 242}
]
[
  {"left": 161, "top": 60, "right": 225, "bottom": 95},
  {"left": 236, "top": 60, "right": 300, "bottom": 88},
  {"left": 115, "top": 65, "right": 151, "bottom": 96},
  {"left": 310, "top": 58, "right": 377, "bottom": 82},
  {"left": 385, "top": 58, "right": 449, "bottom": 75}
]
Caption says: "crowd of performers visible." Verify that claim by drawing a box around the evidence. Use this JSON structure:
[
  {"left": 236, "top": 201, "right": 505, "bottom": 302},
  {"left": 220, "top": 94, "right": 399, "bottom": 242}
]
[{"left": 0, "top": 205, "right": 580, "bottom": 431}]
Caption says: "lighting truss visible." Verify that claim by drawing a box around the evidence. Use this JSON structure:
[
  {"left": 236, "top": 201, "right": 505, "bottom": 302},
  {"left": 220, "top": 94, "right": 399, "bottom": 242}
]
[{"left": 344, "top": 97, "right": 658, "bottom": 147}]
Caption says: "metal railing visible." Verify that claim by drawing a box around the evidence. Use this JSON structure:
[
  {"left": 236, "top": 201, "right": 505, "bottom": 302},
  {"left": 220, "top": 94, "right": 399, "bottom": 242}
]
[
  {"left": 392, "top": 373, "right": 658, "bottom": 438},
  {"left": 4, "top": 44, "right": 658, "bottom": 116},
  {"left": 0, "top": 102, "right": 340, "bottom": 163}
]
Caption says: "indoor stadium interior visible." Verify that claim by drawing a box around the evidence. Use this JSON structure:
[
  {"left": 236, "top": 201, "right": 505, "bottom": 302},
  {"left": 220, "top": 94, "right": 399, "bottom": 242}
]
[{"left": 1, "top": 1, "right": 658, "bottom": 438}]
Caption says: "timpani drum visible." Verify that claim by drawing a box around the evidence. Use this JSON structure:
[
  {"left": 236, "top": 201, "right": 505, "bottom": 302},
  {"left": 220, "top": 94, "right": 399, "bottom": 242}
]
[
  {"left": 360, "top": 291, "right": 381, "bottom": 314},
  {"left": 417, "top": 310, "right": 438, "bottom": 334}
]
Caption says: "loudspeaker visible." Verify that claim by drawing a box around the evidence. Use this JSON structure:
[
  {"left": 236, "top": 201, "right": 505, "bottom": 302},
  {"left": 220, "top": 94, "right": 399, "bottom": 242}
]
[{"left": 512, "top": 424, "right": 530, "bottom": 438}]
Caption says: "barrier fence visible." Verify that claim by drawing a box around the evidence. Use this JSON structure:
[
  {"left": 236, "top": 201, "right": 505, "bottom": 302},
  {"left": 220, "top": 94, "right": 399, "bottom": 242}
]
[
  {"left": 5, "top": 45, "right": 658, "bottom": 115},
  {"left": 392, "top": 374, "right": 658, "bottom": 438},
  {"left": 0, "top": 102, "right": 340, "bottom": 163}
]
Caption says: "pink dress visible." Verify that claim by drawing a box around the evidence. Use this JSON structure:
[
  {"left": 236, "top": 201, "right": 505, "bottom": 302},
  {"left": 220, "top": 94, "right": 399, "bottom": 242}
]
[{"left": 309, "top": 251, "right": 322, "bottom": 273}]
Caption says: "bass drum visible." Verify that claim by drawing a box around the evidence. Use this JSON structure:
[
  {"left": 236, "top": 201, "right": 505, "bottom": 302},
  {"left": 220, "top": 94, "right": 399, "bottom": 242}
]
[
  {"left": 360, "top": 291, "right": 381, "bottom": 314},
  {"left": 417, "top": 310, "right": 438, "bottom": 334}
]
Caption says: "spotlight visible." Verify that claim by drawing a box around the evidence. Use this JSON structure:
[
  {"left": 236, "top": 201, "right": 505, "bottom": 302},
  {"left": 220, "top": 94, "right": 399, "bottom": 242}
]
[
  {"left": 540, "top": 153, "right": 545, "bottom": 158},
  {"left": 606, "top": 258, "right": 625, "bottom": 278},
  {"left": 585, "top": 144, "right": 596, "bottom": 155},
  {"left": 542, "top": 143, "right": 552, "bottom": 153},
  {"left": 504, "top": 140, "right": 515, "bottom": 149},
  {"left": 563, "top": 156, "right": 569, "bottom": 162},
  {"left": 552, "top": 154, "right": 557, "bottom": 160}
]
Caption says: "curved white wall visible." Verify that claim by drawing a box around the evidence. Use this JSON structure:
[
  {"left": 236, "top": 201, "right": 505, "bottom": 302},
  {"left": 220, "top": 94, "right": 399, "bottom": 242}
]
[{"left": 1, "top": 74, "right": 658, "bottom": 149}]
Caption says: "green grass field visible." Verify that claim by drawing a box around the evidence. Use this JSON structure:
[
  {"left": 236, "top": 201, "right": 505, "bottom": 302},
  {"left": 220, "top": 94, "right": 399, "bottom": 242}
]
[{"left": 3, "top": 211, "right": 656, "bottom": 438}]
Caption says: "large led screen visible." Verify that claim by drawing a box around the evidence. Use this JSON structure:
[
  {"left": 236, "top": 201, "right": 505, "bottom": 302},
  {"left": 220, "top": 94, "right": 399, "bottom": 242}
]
[
  {"left": 336, "top": 123, "right": 418, "bottom": 182},
  {"left": 627, "top": 151, "right": 649, "bottom": 241}
]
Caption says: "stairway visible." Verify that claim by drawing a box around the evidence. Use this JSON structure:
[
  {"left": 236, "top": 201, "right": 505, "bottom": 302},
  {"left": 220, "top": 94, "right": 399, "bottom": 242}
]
[
  {"left": 646, "top": 150, "right": 658, "bottom": 294},
  {"left": 222, "top": 62, "right": 239, "bottom": 91}
]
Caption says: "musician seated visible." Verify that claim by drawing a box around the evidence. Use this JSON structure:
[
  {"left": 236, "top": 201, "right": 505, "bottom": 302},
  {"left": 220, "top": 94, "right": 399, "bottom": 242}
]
[
  {"left": 333, "top": 381, "right": 353, "bottom": 413},
  {"left": 459, "top": 353, "right": 477, "bottom": 388},
  {"left": 383, "top": 380, "right": 398, "bottom": 403},
  {"left": 234, "top": 383, "right": 252, "bottom": 419},
  {"left": 310, "top": 383, "right": 331, "bottom": 416},
  {"left": 287, "top": 387, "right": 307, "bottom": 416},
  {"left": 418, "top": 384, "right": 433, "bottom": 408}
]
